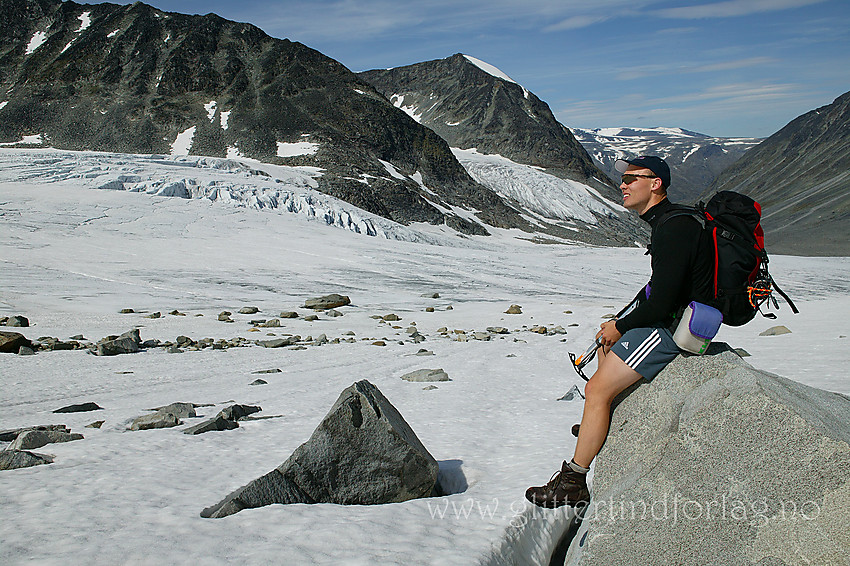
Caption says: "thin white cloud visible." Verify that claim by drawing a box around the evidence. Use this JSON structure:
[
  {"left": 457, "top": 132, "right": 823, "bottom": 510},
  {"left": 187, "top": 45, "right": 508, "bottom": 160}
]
[
  {"left": 656, "top": 0, "right": 827, "bottom": 20},
  {"left": 544, "top": 15, "right": 610, "bottom": 31},
  {"left": 615, "top": 57, "right": 775, "bottom": 80}
]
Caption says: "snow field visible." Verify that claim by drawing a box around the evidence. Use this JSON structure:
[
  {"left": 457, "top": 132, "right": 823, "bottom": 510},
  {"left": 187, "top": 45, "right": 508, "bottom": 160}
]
[{"left": 1, "top": 148, "right": 847, "bottom": 565}]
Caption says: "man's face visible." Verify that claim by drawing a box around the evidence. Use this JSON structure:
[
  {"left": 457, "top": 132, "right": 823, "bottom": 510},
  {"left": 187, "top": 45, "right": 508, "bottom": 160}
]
[{"left": 620, "top": 166, "right": 659, "bottom": 213}]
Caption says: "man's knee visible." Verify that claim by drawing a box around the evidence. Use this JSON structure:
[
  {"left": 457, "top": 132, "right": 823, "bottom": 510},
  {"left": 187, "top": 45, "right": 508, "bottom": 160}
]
[
  {"left": 585, "top": 354, "right": 642, "bottom": 402},
  {"left": 584, "top": 372, "right": 616, "bottom": 404}
]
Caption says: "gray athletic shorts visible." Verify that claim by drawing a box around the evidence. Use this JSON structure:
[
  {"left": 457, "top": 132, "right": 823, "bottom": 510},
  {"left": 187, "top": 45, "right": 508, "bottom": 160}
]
[{"left": 610, "top": 326, "right": 681, "bottom": 380}]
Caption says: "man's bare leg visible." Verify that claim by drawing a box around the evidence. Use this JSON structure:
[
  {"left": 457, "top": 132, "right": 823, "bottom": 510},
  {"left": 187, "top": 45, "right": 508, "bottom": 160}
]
[{"left": 572, "top": 350, "right": 644, "bottom": 468}]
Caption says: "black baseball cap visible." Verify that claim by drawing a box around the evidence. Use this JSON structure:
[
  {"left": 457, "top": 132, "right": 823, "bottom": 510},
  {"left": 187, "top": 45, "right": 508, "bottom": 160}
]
[{"left": 615, "top": 155, "right": 670, "bottom": 189}]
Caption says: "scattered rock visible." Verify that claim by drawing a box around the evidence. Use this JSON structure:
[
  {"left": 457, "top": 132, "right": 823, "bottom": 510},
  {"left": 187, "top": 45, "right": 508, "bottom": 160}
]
[
  {"left": 183, "top": 404, "right": 260, "bottom": 435},
  {"left": 169, "top": 310, "right": 186, "bottom": 316},
  {"left": 304, "top": 294, "right": 351, "bottom": 310},
  {"left": 250, "top": 379, "right": 268, "bottom": 386},
  {"left": 149, "top": 402, "right": 196, "bottom": 419},
  {"left": 557, "top": 384, "right": 584, "bottom": 401},
  {"left": 95, "top": 329, "right": 141, "bottom": 356},
  {"left": 423, "top": 385, "right": 439, "bottom": 390},
  {"left": 4, "top": 315, "right": 29, "bottom": 327},
  {"left": 200, "top": 380, "right": 438, "bottom": 517},
  {"left": 10, "top": 429, "right": 84, "bottom": 450},
  {"left": 18, "top": 345, "right": 36, "bottom": 355},
  {"left": 759, "top": 325, "right": 792, "bottom": 336},
  {"left": 218, "top": 312, "right": 234, "bottom": 322},
  {"left": 325, "top": 309, "right": 344, "bottom": 317},
  {"left": 183, "top": 414, "right": 239, "bottom": 435},
  {"left": 279, "top": 311, "right": 299, "bottom": 318},
  {"left": 1, "top": 331, "right": 32, "bottom": 354},
  {"left": 487, "top": 327, "right": 509, "bottom": 334},
  {"left": 303, "top": 314, "right": 319, "bottom": 322},
  {"left": 401, "top": 368, "right": 451, "bottom": 382},
  {"left": 145, "top": 312, "right": 162, "bottom": 319},
  {"left": 382, "top": 313, "right": 401, "bottom": 321},
  {"left": 219, "top": 404, "right": 261, "bottom": 421},
  {"left": 733, "top": 348, "right": 751, "bottom": 357},
  {"left": 36, "top": 337, "right": 83, "bottom": 351},
  {"left": 129, "top": 411, "right": 180, "bottom": 431},
  {"left": 0, "top": 424, "right": 70, "bottom": 443},
  {"left": 252, "top": 368, "right": 282, "bottom": 374},
  {"left": 371, "top": 341, "right": 387, "bottom": 346},
  {"left": 0, "top": 450, "right": 54, "bottom": 471},
  {"left": 119, "top": 308, "right": 135, "bottom": 314},
  {"left": 425, "top": 307, "right": 435, "bottom": 312},
  {"left": 261, "top": 336, "right": 300, "bottom": 348},
  {"left": 505, "top": 305, "right": 522, "bottom": 314},
  {"left": 239, "top": 306, "right": 260, "bottom": 314},
  {"left": 258, "top": 319, "right": 281, "bottom": 328},
  {"left": 53, "top": 402, "right": 103, "bottom": 413},
  {"left": 445, "top": 305, "right": 453, "bottom": 310},
  {"left": 86, "top": 421, "right": 105, "bottom": 429}
]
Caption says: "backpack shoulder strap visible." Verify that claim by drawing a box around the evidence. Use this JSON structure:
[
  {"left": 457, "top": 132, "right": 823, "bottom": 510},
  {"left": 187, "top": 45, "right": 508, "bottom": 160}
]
[{"left": 655, "top": 205, "right": 705, "bottom": 230}]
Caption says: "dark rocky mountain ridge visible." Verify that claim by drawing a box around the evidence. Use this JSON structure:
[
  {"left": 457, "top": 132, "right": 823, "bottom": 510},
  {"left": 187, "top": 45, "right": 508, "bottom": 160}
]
[
  {"left": 358, "top": 54, "right": 646, "bottom": 243},
  {"left": 0, "top": 0, "right": 535, "bottom": 236},
  {"left": 359, "top": 54, "right": 615, "bottom": 198},
  {"left": 704, "top": 90, "right": 850, "bottom": 256}
]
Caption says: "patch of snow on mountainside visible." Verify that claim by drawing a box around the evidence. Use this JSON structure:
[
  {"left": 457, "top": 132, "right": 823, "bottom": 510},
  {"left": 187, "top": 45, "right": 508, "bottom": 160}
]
[
  {"left": 452, "top": 148, "right": 624, "bottom": 224},
  {"left": 462, "top": 55, "right": 530, "bottom": 99},
  {"left": 390, "top": 94, "right": 423, "bottom": 122}
]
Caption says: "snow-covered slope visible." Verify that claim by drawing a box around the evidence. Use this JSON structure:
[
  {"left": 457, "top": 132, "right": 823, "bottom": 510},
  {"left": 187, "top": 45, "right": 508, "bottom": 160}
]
[
  {"left": 572, "top": 127, "right": 762, "bottom": 203},
  {"left": 452, "top": 148, "right": 624, "bottom": 226},
  {"left": 1, "top": 148, "right": 847, "bottom": 565}
]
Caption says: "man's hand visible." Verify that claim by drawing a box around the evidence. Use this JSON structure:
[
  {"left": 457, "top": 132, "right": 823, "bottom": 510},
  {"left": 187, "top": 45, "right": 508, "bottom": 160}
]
[{"left": 596, "top": 320, "right": 622, "bottom": 350}]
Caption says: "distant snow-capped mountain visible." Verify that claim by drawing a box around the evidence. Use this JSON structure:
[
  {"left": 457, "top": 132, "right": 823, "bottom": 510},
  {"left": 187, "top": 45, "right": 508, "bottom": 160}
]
[{"left": 572, "top": 127, "right": 762, "bottom": 203}]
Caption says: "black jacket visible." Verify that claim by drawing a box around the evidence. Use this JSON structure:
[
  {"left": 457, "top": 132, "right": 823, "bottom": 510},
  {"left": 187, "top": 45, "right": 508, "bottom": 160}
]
[{"left": 615, "top": 198, "right": 714, "bottom": 334}]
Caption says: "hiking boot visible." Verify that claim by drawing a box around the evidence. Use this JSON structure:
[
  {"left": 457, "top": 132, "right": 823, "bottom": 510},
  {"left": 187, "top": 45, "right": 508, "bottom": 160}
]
[{"left": 525, "top": 461, "right": 590, "bottom": 508}]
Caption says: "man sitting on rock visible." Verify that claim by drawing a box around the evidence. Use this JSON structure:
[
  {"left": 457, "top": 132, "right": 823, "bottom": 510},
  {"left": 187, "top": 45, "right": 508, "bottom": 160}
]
[{"left": 525, "top": 155, "right": 713, "bottom": 508}]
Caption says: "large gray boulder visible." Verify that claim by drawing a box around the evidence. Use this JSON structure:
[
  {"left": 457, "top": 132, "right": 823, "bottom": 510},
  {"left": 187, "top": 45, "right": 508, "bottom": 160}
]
[
  {"left": 129, "top": 411, "right": 180, "bottom": 431},
  {"left": 304, "top": 294, "right": 351, "bottom": 310},
  {"left": 0, "top": 450, "right": 54, "bottom": 471},
  {"left": 201, "top": 380, "right": 438, "bottom": 518},
  {"left": 95, "top": 329, "right": 142, "bottom": 356},
  {"left": 183, "top": 404, "right": 261, "bottom": 435},
  {"left": 565, "top": 344, "right": 850, "bottom": 565},
  {"left": 9, "top": 429, "right": 83, "bottom": 450},
  {"left": 0, "top": 331, "right": 31, "bottom": 353}
]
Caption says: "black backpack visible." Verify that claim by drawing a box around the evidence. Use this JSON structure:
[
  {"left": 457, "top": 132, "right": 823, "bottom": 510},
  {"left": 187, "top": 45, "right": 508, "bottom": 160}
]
[{"left": 656, "top": 191, "right": 798, "bottom": 326}]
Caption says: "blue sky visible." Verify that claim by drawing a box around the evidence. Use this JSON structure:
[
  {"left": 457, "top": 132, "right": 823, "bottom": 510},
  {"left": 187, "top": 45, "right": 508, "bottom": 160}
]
[{"left": 112, "top": 0, "right": 849, "bottom": 138}]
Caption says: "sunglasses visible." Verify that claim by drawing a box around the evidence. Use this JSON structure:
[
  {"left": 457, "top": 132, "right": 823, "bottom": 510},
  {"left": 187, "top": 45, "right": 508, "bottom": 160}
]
[{"left": 621, "top": 173, "right": 657, "bottom": 185}]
